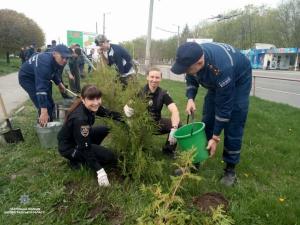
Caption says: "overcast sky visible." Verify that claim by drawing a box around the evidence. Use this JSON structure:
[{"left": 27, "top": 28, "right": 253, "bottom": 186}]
[{"left": 1, "top": 0, "right": 279, "bottom": 45}]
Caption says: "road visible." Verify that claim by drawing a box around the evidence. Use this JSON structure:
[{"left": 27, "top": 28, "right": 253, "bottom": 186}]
[
  {"left": 154, "top": 65, "right": 300, "bottom": 108},
  {"left": 0, "top": 72, "right": 28, "bottom": 122},
  {"left": 0, "top": 67, "right": 299, "bottom": 124}
]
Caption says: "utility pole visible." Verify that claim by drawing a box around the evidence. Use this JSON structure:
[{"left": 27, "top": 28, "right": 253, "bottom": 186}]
[
  {"left": 103, "top": 13, "right": 106, "bottom": 35},
  {"left": 145, "top": 0, "right": 154, "bottom": 67},
  {"left": 102, "top": 12, "right": 111, "bottom": 35},
  {"left": 96, "top": 22, "right": 98, "bottom": 34}
]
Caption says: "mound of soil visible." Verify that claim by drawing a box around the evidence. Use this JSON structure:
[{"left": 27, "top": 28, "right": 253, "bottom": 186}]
[{"left": 193, "top": 192, "right": 229, "bottom": 214}]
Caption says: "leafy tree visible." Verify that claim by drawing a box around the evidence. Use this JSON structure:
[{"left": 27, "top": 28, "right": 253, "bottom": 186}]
[
  {"left": 121, "top": 0, "right": 300, "bottom": 64},
  {"left": 180, "top": 24, "right": 191, "bottom": 44},
  {"left": 0, "top": 9, "right": 45, "bottom": 62},
  {"left": 277, "top": 0, "right": 300, "bottom": 47}
]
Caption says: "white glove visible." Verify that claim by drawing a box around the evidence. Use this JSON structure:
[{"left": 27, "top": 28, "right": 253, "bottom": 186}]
[
  {"left": 168, "top": 128, "right": 177, "bottom": 145},
  {"left": 123, "top": 104, "right": 134, "bottom": 118},
  {"left": 97, "top": 168, "right": 110, "bottom": 187}
]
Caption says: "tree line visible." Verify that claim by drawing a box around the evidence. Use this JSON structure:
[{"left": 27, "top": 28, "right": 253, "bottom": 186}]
[
  {"left": 122, "top": 0, "right": 300, "bottom": 64},
  {"left": 0, "top": 0, "right": 299, "bottom": 64},
  {"left": 0, "top": 9, "right": 45, "bottom": 62}
]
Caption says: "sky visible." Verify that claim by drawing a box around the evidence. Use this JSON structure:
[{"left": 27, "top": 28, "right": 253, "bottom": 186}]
[{"left": 1, "top": 0, "right": 279, "bottom": 45}]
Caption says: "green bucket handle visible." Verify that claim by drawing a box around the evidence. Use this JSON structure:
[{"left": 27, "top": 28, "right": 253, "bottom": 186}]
[{"left": 186, "top": 112, "right": 195, "bottom": 136}]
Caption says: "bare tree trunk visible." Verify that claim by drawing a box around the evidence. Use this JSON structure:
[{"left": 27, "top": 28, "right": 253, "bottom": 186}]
[{"left": 6, "top": 51, "right": 10, "bottom": 64}]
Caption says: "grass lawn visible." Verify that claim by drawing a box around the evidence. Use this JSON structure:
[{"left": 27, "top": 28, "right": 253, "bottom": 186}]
[
  {"left": 0, "top": 75, "right": 299, "bottom": 224},
  {"left": 0, "top": 58, "right": 21, "bottom": 76}
]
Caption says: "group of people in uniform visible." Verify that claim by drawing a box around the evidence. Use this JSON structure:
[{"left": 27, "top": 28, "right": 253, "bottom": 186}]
[{"left": 18, "top": 35, "right": 252, "bottom": 187}]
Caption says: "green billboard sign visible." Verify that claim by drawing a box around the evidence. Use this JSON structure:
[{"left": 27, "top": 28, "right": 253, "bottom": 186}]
[
  {"left": 67, "top": 30, "right": 97, "bottom": 48},
  {"left": 67, "top": 30, "right": 83, "bottom": 47}
]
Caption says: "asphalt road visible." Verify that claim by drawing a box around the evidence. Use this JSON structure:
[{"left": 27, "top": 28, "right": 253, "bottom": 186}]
[
  {"left": 0, "top": 72, "right": 28, "bottom": 123},
  {"left": 0, "top": 67, "right": 299, "bottom": 124},
  {"left": 154, "top": 65, "right": 300, "bottom": 108}
]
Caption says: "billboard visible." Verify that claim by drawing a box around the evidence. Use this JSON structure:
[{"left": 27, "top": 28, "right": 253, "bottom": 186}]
[
  {"left": 67, "top": 30, "right": 97, "bottom": 48},
  {"left": 186, "top": 38, "right": 213, "bottom": 44},
  {"left": 67, "top": 30, "right": 83, "bottom": 47}
]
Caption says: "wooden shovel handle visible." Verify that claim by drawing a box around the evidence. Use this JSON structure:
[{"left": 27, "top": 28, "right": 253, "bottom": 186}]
[
  {"left": 65, "top": 88, "right": 79, "bottom": 97},
  {"left": 0, "top": 93, "right": 9, "bottom": 119}
]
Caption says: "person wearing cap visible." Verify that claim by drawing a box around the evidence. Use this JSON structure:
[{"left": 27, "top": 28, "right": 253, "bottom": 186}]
[
  {"left": 95, "top": 34, "right": 135, "bottom": 86},
  {"left": 123, "top": 67, "right": 181, "bottom": 157},
  {"left": 171, "top": 42, "right": 252, "bottom": 186},
  {"left": 43, "top": 40, "right": 73, "bottom": 99},
  {"left": 18, "top": 44, "right": 72, "bottom": 127}
]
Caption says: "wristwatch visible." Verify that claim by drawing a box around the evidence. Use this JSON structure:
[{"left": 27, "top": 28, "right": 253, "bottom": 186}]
[{"left": 212, "top": 135, "right": 221, "bottom": 143}]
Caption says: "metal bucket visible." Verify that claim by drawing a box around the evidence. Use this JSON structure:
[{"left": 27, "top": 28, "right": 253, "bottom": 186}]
[
  {"left": 35, "top": 121, "right": 63, "bottom": 148},
  {"left": 56, "top": 105, "right": 69, "bottom": 121},
  {"left": 55, "top": 99, "right": 73, "bottom": 121}
]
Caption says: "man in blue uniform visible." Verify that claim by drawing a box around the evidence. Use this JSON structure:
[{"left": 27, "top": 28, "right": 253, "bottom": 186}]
[
  {"left": 18, "top": 44, "right": 71, "bottom": 127},
  {"left": 95, "top": 35, "right": 135, "bottom": 86},
  {"left": 171, "top": 42, "right": 252, "bottom": 186}
]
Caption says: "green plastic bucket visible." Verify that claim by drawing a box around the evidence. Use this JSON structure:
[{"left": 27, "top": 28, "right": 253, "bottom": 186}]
[{"left": 174, "top": 122, "right": 209, "bottom": 163}]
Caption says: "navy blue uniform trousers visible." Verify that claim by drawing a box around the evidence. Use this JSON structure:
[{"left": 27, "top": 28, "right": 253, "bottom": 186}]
[
  {"left": 18, "top": 75, "right": 55, "bottom": 120},
  {"left": 202, "top": 69, "right": 252, "bottom": 165}
]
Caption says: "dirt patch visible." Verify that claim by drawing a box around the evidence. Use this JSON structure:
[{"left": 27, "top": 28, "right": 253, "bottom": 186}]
[
  {"left": 64, "top": 180, "right": 81, "bottom": 196},
  {"left": 193, "top": 192, "right": 229, "bottom": 214},
  {"left": 87, "top": 203, "right": 123, "bottom": 225}
]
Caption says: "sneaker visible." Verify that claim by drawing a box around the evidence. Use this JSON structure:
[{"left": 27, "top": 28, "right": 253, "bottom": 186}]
[{"left": 220, "top": 169, "right": 237, "bottom": 186}]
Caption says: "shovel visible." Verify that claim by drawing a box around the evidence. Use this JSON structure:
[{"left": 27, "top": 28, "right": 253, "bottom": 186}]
[
  {"left": 65, "top": 88, "right": 80, "bottom": 98},
  {"left": 51, "top": 80, "right": 80, "bottom": 98},
  {"left": 0, "top": 94, "right": 24, "bottom": 143}
]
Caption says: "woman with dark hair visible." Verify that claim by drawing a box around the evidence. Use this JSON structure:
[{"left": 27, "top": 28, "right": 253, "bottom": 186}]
[{"left": 57, "top": 84, "right": 122, "bottom": 187}]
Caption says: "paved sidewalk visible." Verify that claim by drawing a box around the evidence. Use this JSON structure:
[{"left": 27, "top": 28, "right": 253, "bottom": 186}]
[{"left": 0, "top": 72, "right": 28, "bottom": 122}]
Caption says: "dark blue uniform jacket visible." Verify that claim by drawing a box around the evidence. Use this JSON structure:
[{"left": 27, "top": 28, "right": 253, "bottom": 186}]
[
  {"left": 186, "top": 42, "right": 251, "bottom": 135},
  {"left": 19, "top": 52, "right": 63, "bottom": 109},
  {"left": 107, "top": 44, "right": 133, "bottom": 75}
]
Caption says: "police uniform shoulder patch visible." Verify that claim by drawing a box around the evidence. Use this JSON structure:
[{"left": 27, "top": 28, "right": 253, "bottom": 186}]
[
  {"left": 80, "top": 125, "right": 90, "bottom": 137},
  {"left": 148, "top": 99, "right": 153, "bottom": 106}
]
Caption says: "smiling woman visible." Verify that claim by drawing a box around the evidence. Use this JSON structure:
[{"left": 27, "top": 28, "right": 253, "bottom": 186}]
[{"left": 57, "top": 84, "right": 123, "bottom": 187}]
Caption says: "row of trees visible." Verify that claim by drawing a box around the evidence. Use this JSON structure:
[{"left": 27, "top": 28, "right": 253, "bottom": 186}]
[
  {"left": 122, "top": 0, "right": 300, "bottom": 63},
  {"left": 0, "top": 9, "right": 45, "bottom": 62}
]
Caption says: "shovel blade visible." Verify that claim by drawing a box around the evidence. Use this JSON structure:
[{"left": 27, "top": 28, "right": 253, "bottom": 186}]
[{"left": 2, "top": 128, "right": 24, "bottom": 143}]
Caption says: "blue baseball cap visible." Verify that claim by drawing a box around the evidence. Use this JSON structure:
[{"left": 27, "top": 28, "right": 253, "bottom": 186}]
[
  {"left": 54, "top": 44, "right": 72, "bottom": 58},
  {"left": 171, "top": 42, "right": 203, "bottom": 74}
]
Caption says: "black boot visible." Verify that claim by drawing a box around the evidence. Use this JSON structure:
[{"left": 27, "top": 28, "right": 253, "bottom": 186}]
[
  {"left": 220, "top": 163, "right": 237, "bottom": 186},
  {"left": 162, "top": 143, "right": 176, "bottom": 159}
]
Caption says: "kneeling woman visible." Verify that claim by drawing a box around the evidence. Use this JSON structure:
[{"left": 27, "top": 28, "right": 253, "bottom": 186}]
[{"left": 57, "top": 84, "right": 122, "bottom": 187}]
